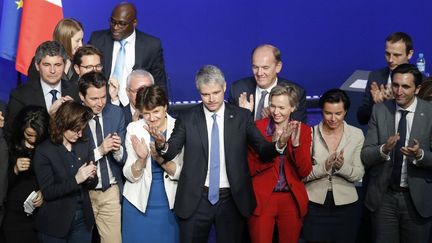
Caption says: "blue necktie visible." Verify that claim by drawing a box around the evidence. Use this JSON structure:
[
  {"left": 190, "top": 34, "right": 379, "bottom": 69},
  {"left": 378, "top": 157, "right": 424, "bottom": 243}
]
[
  {"left": 112, "top": 40, "right": 127, "bottom": 81},
  {"left": 49, "top": 89, "right": 58, "bottom": 104},
  {"left": 208, "top": 113, "right": 220, "bottom": 205},
  {"left": 94, "top": 115, "right": 110, "bottom": 191}
]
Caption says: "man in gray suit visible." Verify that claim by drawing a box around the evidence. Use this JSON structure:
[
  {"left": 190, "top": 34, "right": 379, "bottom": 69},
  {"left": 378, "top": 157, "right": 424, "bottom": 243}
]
[{"left": 361, "top": 64, "right": 432, "bottom": 242}]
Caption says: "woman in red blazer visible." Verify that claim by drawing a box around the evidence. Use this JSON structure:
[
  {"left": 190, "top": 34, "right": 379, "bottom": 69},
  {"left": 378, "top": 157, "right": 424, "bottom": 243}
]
[{"left": 247, "top": 84, "right": 312, "bottom": 243}]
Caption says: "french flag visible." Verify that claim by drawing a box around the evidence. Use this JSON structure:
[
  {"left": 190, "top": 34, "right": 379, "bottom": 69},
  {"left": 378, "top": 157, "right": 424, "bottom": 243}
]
[{"left": 16, "top": 0, "right": 63, "bottom": 75}]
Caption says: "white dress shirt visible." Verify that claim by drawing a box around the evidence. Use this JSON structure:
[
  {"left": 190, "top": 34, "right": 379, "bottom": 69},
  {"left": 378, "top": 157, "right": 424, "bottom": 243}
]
[
  {"left": 88, "top": 113, "right": 124, "bottom": 189},
  {"left": 203, "top": 103, "right": 230, "bottom": 188},
  {"left": 40, "top": 80, "right": 61, "bottom": 111}
]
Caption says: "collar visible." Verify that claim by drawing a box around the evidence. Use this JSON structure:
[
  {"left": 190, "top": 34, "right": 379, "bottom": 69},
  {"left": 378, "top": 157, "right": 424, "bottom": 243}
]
[
  {"left": 40, "top": 79, "right": 61, "bottom": 96},
  {"left": 118, "top": 29, "right": 136, "bottom": 46},
  {"left": 396, "top": 97, "right": 417, "bottom": 113},
  {"left": 257, "top": 77, "right": 278, "bottom": 93},
  {"left": 203, "top": 102, "right": 225, "bottom": 118}
]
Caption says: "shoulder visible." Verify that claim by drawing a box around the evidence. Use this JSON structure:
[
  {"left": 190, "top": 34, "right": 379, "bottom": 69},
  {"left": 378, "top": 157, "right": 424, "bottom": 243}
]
[
  {"left": 345, "top": 123, "right": 364, "bottom": 139},
  {"left": 35, "top": 139, "right": 57, "bottom": 154},
  {"left": 127, "top": 119, "right": 146, "bottom": 130},
  {"left": 104, "top": 103, "right": 124, "bottom": 114}
]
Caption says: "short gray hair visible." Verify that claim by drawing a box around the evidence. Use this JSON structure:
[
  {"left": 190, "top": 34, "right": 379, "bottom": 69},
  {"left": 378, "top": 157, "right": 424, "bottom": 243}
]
[
  {"left": 34, "top": 41, "right": 68, "bottom": 64},
  {"left": 126, "top": 69, "right": 155, "bottom": 88},
  {"left": 195, "top": 65, "right": 226, "bottom": 89}
]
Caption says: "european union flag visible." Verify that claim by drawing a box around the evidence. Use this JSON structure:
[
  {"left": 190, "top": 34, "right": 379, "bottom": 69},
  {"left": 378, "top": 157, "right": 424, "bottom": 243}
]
[{"left": 0, "top": 0, "right": 23, "bottom": 61}]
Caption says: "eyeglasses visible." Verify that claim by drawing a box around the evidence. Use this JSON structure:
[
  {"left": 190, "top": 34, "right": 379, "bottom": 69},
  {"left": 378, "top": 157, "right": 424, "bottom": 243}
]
[
  {"left": 109, "top": 17, "right": 134, "bottom": 28},
  {"left": 80, "top": 64, "right": 103, "bottom": 72}
]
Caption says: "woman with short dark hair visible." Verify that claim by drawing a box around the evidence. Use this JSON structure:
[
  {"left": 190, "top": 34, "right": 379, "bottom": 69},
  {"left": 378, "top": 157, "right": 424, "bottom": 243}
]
[
  {"left": 122, "top": 85, "right": 183, "bottom": 243},
  {"left": 302, "top": 89, "right": 365, "bottom": 243},
  {"left": 33, "top": 101, "right": 97, "bottom": 243}
]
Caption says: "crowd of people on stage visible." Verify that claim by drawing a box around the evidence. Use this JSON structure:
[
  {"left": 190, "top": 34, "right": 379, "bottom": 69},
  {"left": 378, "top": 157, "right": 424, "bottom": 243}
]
[{"left": 1, "top": 2, "right": 432, "bottom": 243}]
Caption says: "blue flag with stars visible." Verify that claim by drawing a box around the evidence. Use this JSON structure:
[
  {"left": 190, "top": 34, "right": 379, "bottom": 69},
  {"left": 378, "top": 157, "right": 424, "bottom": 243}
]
[{"left": 0, "top": 0, "right": 23, "bottom": 61}]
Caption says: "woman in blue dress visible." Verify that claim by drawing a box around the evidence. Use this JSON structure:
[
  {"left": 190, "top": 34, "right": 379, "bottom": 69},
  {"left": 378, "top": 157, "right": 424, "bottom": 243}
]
[{"left": 122, "top": 85, "right": 183, "bottom": 243}]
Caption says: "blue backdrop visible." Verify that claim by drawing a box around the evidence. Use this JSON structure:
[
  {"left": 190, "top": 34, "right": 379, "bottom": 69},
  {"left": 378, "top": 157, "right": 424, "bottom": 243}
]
[{"left": 1, "top": 0, "right": 431, "bottom": 102}]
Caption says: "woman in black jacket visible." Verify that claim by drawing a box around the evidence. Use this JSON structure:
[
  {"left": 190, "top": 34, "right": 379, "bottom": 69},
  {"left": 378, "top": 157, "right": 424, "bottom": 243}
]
[{"left": 33, "top": 101, "right": 97, "bottom": 243}]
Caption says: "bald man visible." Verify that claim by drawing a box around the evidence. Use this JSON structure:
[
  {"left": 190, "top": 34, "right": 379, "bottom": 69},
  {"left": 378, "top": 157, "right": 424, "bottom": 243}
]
[
  {"left": 89, "top": 2, "right": 167, "bottom": 106},
  {"left": 229, "top": 44, "right": 307, "bottom": 123}
]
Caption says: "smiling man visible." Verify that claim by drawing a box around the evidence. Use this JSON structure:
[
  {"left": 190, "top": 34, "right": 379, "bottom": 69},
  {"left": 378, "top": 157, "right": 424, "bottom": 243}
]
[
  {"left": 89, "top": 2, "right": 167, "bottom": 106},
  {"left": 78, "top": 71, "right": 126, "bottom": 243},
  {"left": 229, "top": 44, "right": 307, "bottom": 122},
  {"left": 7, "top": 41, "right": 79, "bottom": 135},
  {"left": 361, "top": 64, "right": 432, "bottom": 243}
]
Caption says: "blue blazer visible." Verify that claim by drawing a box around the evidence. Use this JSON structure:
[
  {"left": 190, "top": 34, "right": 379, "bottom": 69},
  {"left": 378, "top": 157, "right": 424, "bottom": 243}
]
[{"left": 85, "top": 103, "right": 127, "bottom": 194}]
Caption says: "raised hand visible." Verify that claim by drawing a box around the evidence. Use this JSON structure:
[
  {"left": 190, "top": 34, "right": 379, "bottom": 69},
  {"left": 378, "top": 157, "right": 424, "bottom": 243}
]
[
  {"left": 33, "top": 190, "right": 44, "bottom": 208},
  {"left": 239, "top": 92, "right": 254, "bottom": 112},
  {"left": 14, "top": 157, "right": 31, "bottom": 174},
  {"left": 0, "top": 111, "right": 4, "bottom": 128},
  {"left": 109, "top": 78, "right": 120, "bottom": 103},
  {"left": 401, "top": 139, "right": 423, "bottom": 159},
  {"left": 131, "top": 134, "right": 149, "bottom": 160},
  {"left": 75, "top": 162, "right": 97, "bottom": 184},
  {"left": 150, "top": 142, "right": 165, "bottom": 165},
  {"left": 333, "top": 149, "right": 344, "bottom": 170},
  {"left": 145, "top": 125, "right": 166, "bottom": 149},
  {"left": 382, "top": 134, "right": 400, "bottom": 154},
  {"left": 288, "top": 121, "right": 301, "bottom": 147},
  {"left": 48, "top": 95, "right": 73, "bottom": 116},
  {"left": 325, "top": 152, "right": 337, "bottom": 172},
  {"left": 99, "top": 133, "right": 122, "bottom": 155}
]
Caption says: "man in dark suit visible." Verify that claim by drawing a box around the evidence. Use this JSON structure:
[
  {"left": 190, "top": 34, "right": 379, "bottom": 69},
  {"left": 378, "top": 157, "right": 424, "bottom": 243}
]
[
  {"left": 151, "top": 65, "right": 289, "bottom": 242},
  {"left": 89, "top": 2, "right": 167, "bottom": 106},
  {"left": 122, "top": 69, "right": 154, "bottom": 125},
  {"left": 361, "top": 64, "right": 432, "bottom": 242},
  {"left": 229, "top": 44, "right": 307, "bottom": 123},
  {"left": 78, "top": 72, "right": 126, "bottom": 243},
  {"left": 357, "top": 32, "right": 414, "bottom": 125},
  {"left": 7, "top": 41, "right": 79, "bottom": 134}
]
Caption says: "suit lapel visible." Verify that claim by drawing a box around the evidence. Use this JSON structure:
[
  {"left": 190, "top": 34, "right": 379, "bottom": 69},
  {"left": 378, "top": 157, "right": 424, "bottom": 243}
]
[
  {"left": 224, "top": 104, "right": 235, "bottom": 159},
  {"left": 195, "top": 105, "right": 209, "bottom": 161},
  {"left": 410, "top": 99, "right": 425, "bottom": 142},
  {"left": 133, "top": 31, "right": 143, "bottom": 69},
  {"left": 29, "top": 79, "right": 46, "bottom": 108},
  {"left": 384, "top": 101, "right": 396, "bottom": 137},
  {"left": 102, "top": 106, "right": 111, "bottom": 138},
  {"left": 104, "top": 33, "right": 114, "bottom": 78}
]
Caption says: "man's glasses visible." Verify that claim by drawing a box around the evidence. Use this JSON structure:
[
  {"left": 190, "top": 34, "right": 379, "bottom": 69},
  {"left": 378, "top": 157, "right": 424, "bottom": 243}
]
[
  {"left": 80, "top": 64, "right": 103, "bottom": 72},
  {"left": 109, "top": 17, "right": 134, "bottom": 28}
]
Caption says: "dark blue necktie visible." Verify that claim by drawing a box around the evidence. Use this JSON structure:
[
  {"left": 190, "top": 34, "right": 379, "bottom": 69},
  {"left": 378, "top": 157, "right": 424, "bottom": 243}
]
[
  {"left": 208, "top": 113, "right": 220, "bottom": 204},
  {"left": 49, "top": 89, "right": 58, "bottom": 104},
  {"left": 390, "top": 110, "right": 409, "bottom": 189},
  {"left": 94, "top": 115, "right": 110, "bottom": 191}
]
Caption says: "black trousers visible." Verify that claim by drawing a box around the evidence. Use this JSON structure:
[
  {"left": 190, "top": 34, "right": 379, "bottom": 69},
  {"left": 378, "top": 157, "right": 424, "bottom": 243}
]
[{"left": 178, "top": 190, "right": 246, "bottom": 243}]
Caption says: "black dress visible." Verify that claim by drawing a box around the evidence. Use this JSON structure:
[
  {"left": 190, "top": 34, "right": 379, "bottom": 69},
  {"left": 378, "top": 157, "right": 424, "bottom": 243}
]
[{"left": 2, "top": 147, "right": 38, "bottom": 243}]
